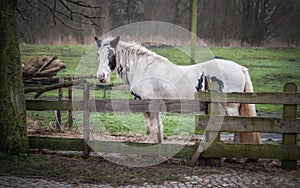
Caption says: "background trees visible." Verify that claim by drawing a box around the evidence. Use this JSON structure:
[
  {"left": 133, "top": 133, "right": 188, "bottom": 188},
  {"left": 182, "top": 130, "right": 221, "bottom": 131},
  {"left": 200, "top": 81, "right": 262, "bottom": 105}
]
[{"left": 17, "top": 0, "right": 300, "bottom": 47}]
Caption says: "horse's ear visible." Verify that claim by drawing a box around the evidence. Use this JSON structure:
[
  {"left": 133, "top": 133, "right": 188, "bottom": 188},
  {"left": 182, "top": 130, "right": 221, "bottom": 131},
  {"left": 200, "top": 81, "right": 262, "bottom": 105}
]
[
  {"left": 95, "top": 36, "right": 102, "bottom": 48},
  {"left": 110, "top": 36, "right": 120, "bottom": 48}
]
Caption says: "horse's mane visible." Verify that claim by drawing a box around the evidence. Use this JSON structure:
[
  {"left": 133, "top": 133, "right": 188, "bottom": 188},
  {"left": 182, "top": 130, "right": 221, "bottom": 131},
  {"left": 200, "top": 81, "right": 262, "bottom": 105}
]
[{"left": 105, "top": 39, "right": 170, "bottom": 63}]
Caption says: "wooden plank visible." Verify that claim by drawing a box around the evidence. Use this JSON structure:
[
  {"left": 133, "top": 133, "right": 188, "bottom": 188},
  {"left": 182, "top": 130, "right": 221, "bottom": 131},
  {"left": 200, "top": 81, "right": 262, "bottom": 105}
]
[
  {"left": 282, "top": 83, "right": 298, "bottom": 170},
  {"left": 196, "top": 115, "right": 300, "bottom": 133},
  {"left": 26, "top": 92, "right": 300, "bottom": 112},
  {"left": 28, "top": 136, "right": 84, "bottom": 151},
  {"left": 28, "top": 136, "right": 198, "bottom": 159},
  {"left": 195, "top": 92, "right": 300, "bottom": 104},
  {"left": 89, "top": 141, "right": 195, "bottom": 158},
  {"left": 201, "top": 143, "right": 300, "bottom": 160},
  {"left": 92, "top": 99, "right": 203, "bottom": 113},
  {"left": 28, "top": 136, "right": 300, "bottom": 161},
  {"left": 26, "top": 100, "right": 78, "bottom": 111},
  {"left": 26, "top": 99, "right": 202, "bottom": 113}
]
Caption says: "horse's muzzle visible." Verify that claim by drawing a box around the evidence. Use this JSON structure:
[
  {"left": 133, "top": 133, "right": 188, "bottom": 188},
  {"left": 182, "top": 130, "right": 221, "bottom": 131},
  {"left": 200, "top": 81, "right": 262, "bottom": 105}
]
[
  {"left": 98, "top": 73, "right": 107, "bottom": 83},
  {"left": 99, "top": 78, "right": 106, "bottom": 83}
]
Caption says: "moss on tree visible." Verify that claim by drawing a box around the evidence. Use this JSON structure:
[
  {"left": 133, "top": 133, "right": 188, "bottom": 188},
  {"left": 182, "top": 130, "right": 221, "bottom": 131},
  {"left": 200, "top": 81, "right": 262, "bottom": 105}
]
[{"left": 0, "top": 0, "right": 28, "bottom": 154}]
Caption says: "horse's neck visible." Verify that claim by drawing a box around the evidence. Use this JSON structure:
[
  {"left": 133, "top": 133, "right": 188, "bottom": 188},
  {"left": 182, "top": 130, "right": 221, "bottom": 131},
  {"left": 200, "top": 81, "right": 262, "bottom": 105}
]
[
  {"left": 116, "top": 46, "right": 171, "bottom": 85},
  {"left": 116, "top": 47, "right": 138, "bottom": 85}
]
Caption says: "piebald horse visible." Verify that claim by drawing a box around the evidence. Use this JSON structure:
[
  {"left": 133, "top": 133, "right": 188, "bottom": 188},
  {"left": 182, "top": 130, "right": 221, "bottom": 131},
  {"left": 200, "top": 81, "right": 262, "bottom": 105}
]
[{"left": 95, "top": 36, "right": 261, "bottom": 144}]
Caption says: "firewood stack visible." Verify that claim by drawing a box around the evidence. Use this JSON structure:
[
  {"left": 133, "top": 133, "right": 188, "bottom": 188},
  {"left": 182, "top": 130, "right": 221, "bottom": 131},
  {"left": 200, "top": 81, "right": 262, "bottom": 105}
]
[{"left": 22, "top": 56, "right": 66, "bottom": 79}]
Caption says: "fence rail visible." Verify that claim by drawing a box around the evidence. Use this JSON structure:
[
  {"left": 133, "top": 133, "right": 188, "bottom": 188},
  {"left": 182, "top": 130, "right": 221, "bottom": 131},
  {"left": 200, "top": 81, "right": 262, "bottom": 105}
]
[
  {"left": 26, "top": 99, "right": 203, "bottom": 113},
  {"left": 196, "top": 115, "right": 300, "bottom": 133},
  {"left": 26, "top": 82, "right": 300, "bottom": 170},
  {"left": 27, "top": 136, "right": 300, "bottom": 161}
]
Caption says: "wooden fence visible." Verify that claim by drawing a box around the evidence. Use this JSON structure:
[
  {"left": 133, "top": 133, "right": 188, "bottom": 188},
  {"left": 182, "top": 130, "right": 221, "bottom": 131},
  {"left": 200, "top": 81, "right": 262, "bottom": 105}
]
[
  {"left": 26, "top": 82, "right": 300, "bottom": 170},
  {"left": 24, "top": 76, "right": 119, "bottom": 129}
]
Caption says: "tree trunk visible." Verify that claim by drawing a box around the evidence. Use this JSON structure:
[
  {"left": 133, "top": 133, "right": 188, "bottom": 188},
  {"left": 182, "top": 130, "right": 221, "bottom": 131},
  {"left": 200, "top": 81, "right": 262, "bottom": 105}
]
[{"left": 0, "top": 0, "right": 28, "bottom": 154}]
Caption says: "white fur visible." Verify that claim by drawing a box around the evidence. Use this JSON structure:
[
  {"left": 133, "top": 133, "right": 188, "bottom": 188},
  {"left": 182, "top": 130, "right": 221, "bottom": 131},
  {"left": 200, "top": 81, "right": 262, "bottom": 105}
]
[{"left": 96, "top": 38, "right": 261, "bottom": 144}]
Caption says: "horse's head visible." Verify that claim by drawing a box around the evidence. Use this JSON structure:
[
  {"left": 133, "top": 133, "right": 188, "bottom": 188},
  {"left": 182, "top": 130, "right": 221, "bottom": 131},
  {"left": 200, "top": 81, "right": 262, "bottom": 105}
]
[{"left": 95, "top": 36, "right": 120, "bottom": 83}]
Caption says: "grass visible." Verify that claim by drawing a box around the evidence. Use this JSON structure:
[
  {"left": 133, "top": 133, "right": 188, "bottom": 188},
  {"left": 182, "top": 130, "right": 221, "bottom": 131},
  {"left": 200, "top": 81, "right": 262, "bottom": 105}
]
[
  {"left": 210, "top": 47, "right": 300, "bottom": 113},
  {"left": 21, "top": 45, "right": 300, "bottom": 136}
]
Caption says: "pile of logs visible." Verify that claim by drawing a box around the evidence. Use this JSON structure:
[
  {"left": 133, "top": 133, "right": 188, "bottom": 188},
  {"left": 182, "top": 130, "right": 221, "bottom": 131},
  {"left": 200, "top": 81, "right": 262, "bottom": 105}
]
[{"left": 22, "top": 56, "right": 66, "bottom": 79}]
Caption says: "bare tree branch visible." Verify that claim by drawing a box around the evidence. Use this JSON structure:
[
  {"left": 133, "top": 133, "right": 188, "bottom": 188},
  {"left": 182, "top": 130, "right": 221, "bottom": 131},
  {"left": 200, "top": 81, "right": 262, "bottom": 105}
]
[
  {"left": 24, "top": 79, "right": 87, "bottom": 99},
  {"left": 17, "top": 0, "right": 103, "bottom": 30},
  {"left": 66, "top": 0, "right": 102, "bottom": 9},
  {"left": 16, "top": 7, "right": 31, "bottom": 21}
]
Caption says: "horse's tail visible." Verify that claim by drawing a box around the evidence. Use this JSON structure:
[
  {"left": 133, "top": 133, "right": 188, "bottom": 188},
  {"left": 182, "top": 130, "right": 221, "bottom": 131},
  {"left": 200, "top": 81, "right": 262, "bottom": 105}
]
[
  {"left": 240, "top": 68, "right": 256, "bottom": 116},
  {"left": 239, "top": 68, "right": 262, "bottom": 144}
]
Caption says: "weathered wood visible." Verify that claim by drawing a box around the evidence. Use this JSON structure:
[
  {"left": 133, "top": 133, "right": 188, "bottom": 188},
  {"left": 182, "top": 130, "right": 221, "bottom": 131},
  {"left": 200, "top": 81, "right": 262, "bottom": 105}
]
[
  {"left": 204, "top": 82, "right": 221, "bottom": 166},
  {"left": 282, "top": 83, "right": 298, "bottom": 170},
  {"left": 35, "top": 56, "right": 57, "bottom": 75},
  {"left": 190, "top": 0, "right": 197, "bottom": 64},
  {"left": 28, "top": 136, "right": 300, "bottom": 161},
  {"left": 205, "top": 82, "right": 221, "bottom": 143},
  {"left": 92, "top": 99, "right": 202, "bottom": 113},
  {"left": 201, "top": 143, "right": 300, "bottom": 160},
  {"left": 26, "top": 99, "right": 202, "bottom": 113},
  {"left": 90, "top": 141, "right": 197, "bottom": 159},
  {"left": 23, "top": 75, "right": 96, "bottom": 85},
  {"left": 28, "top": 136, "right": 84, "bottom": 151},
  {"left": 22, "top": 56, "right": 66, "bottom": 79},
  {"left": 26, "top": 100, "right": 77, "bottom": 111},
  {"left": 191, "top": 82, "right": 221, "bottom": 166},
  {"left": 195, "top": 92, "right": 300, "bottom": 104},
  {"left": 56, "top": 78, "right": 64, "bottom": 130},
  {"left": 28, "top": 136, "right": 198, "bottom": 159},
  {"left": 67, "top": 78, "right": 73, "bottom": 128},
  {"left": 24, "top": 79, "right": 87, "bottom": 98},
  {"left": 196, "top": 115, "right": 300, "bottom": 133},
  {"left": 25, "top": 92, "right": 300, "bottom": 112},
  {"left": 83, "top": 83, "right": 90, "bottom": 158}
]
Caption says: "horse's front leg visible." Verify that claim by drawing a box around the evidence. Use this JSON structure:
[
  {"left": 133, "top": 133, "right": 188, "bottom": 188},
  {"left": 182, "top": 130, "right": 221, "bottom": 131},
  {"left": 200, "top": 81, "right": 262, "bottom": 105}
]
[
  {"left": 144, "top": 112, "right": 163, "bottom": 143},
  {"left": 156, "top": 112, "right": 163, "bottom": 143}
]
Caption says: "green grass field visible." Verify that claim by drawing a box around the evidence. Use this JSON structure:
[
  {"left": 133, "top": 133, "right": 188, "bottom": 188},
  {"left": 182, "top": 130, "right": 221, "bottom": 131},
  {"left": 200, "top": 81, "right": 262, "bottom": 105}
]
[{"left": 21, "top": 45, "right": 300, "bottom": 136}]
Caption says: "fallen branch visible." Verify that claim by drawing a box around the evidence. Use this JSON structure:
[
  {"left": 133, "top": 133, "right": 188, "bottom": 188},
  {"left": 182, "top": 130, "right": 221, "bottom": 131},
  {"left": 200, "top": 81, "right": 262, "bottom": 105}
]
[
  {"left": 25, "top": 79, "right": 87, "bottom": 99},
  {"left": 34, "top": 56, "right": 57, "bottom": 76},
  {"left": 22, "top": 56, "right": 66, "bottom": 79}
]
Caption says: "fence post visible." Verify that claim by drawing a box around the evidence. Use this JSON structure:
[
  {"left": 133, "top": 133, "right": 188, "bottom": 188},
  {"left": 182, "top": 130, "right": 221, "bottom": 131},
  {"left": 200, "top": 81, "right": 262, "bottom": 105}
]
[
  {"left": 281, "top": 83, "right": 297, "bottom": 170},
  {"left": 191, "top": 81, "right": 221, "bottom": 166},
  {"left": 67, "top": 78, "right": 73, "bottom": 128},
  {"left": 56, "top": 78, "right": 64, "bottom": 130},
  {"left": 203, "top": 82, "right": 221, "bottom": 166},
  {"left": 83, "top": 82, "right": 90, "bottom": 159}
]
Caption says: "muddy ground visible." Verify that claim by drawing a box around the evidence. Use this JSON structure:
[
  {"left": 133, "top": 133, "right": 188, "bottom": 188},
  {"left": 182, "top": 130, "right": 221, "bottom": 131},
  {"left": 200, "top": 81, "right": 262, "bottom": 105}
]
[
  {"left": 1, "top": 119, "right": 297, "bottom": 186},
  {"left": 1, "top": 150, "right": 299, "bottom": 187}
]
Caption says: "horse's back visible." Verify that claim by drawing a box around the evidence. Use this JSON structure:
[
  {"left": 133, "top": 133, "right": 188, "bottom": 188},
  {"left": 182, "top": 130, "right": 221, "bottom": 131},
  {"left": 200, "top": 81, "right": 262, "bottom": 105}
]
[{"left": 197, "top": 59, "right": 247, "bottom": 92}]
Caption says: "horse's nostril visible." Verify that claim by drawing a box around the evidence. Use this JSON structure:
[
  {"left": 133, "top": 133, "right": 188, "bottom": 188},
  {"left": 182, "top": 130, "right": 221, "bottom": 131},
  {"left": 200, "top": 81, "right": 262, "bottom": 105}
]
[{"left": 99, "top": 78, "right": 105, "bottom": 83}]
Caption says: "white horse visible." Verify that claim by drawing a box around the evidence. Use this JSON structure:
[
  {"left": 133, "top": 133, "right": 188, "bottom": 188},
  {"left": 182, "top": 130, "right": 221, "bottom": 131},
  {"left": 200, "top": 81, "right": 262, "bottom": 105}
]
[{"left": 95, "top": 36, "right": 261, "bottom": 144}]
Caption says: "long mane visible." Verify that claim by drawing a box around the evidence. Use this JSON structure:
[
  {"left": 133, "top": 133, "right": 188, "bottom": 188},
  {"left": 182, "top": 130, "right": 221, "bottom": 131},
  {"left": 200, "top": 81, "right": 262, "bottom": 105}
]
[{"left": 115, "top": 40, "right": 170, "bottom": 64}]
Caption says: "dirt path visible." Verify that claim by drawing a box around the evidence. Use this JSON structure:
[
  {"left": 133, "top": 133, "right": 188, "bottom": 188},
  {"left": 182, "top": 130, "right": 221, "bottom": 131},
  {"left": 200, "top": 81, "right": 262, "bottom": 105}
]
[{"left": 1, "top": 152, "right": 299, "bottom": 187}]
